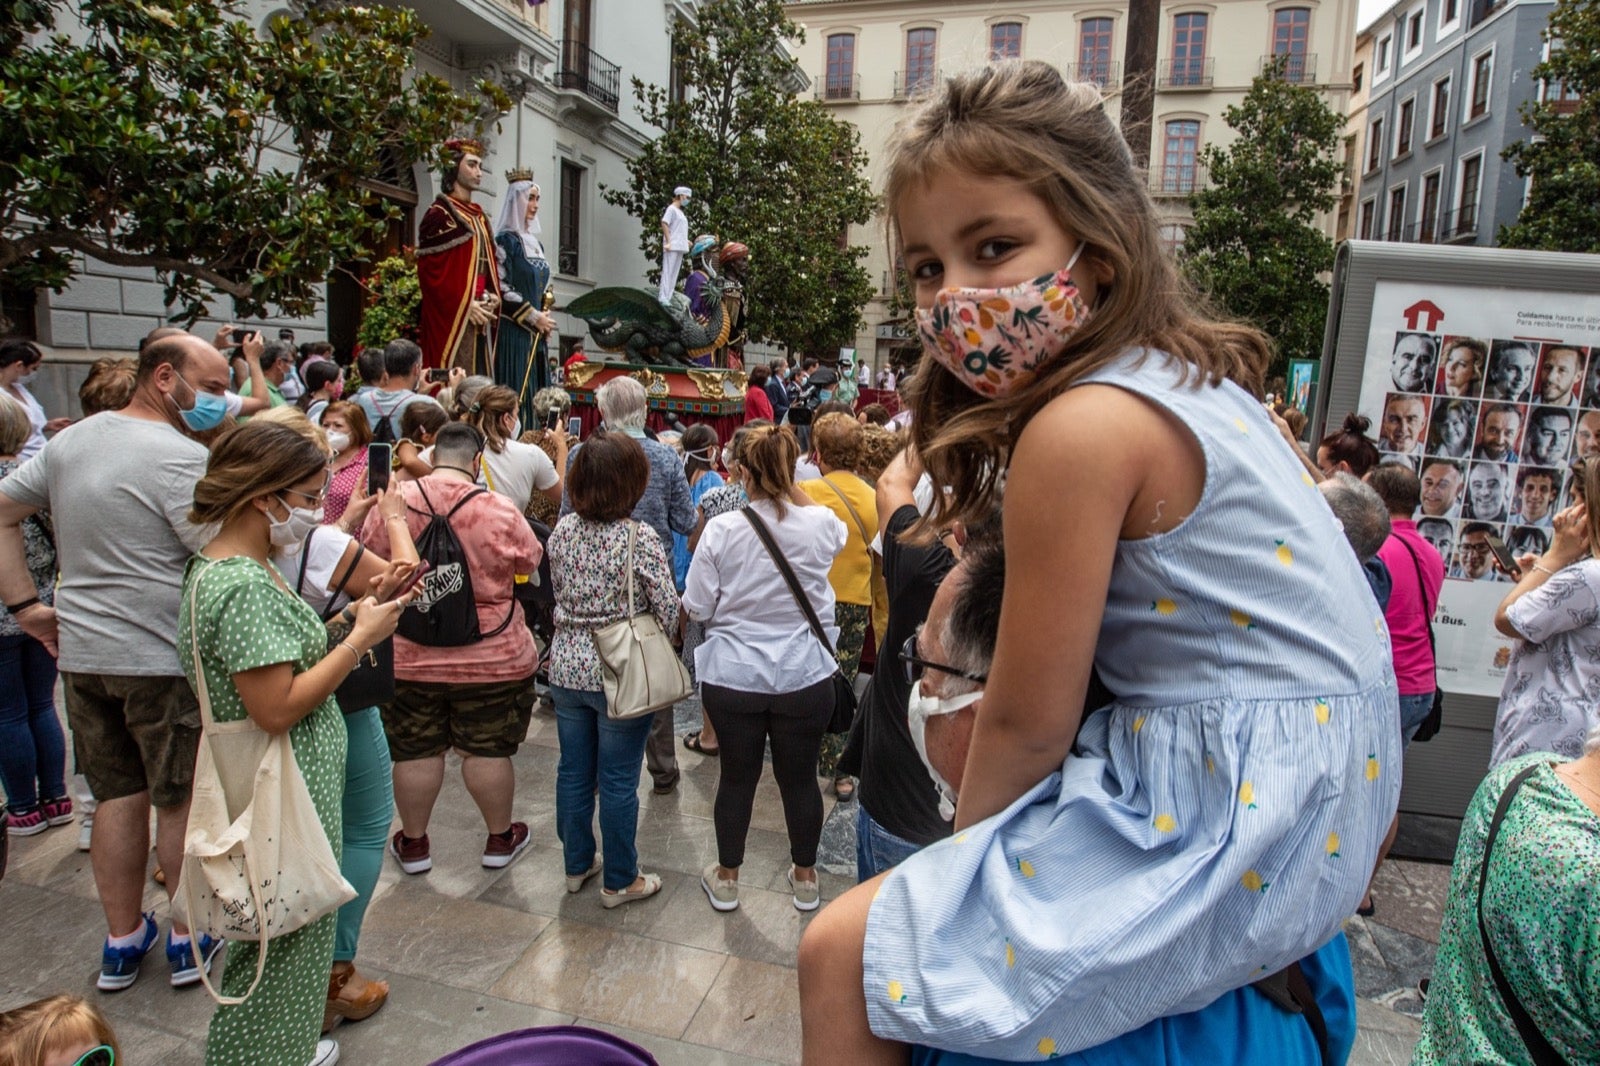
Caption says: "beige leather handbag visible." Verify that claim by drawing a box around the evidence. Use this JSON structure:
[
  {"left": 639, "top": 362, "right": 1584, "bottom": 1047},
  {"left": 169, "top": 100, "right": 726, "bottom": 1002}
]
[{"left": 592, "top": 522, "right": 692, "bottom": 719}]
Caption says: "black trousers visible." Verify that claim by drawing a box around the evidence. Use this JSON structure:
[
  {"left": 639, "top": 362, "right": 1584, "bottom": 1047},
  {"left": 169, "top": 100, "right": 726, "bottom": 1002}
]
[{"left": 701, "top": 678, "right": 833, "bottom": 868}]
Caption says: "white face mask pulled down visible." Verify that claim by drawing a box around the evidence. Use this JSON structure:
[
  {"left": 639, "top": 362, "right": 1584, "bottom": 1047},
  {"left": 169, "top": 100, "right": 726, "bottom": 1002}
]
[
  {"left": 906, "top": 686, "right": 982, "bottom": 821},
  {"left": 325, "top": 430, "right": 351, "bottom": 454}
]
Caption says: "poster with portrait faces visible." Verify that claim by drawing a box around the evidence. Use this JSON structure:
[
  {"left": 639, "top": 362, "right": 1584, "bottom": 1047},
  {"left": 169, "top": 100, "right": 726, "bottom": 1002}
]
[{"left": 1355, "top": 282, "right": 1600, "bottom": 696}]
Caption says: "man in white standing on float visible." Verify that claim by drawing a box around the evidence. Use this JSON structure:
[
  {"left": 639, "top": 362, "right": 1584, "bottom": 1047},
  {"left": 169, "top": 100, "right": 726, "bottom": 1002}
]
[{"left": 659, "top": 186, "right": 691, "bottom": 306}]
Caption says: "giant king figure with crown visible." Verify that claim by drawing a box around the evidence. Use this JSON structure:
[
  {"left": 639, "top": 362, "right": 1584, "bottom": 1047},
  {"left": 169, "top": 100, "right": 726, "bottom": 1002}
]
[{"left": 416, "top": 138, "right": 502, "bottom": 373}]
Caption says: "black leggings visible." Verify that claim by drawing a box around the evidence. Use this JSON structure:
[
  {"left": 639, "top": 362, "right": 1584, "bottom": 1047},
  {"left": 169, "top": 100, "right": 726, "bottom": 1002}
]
[{"left": 701, "top": 678, "right": 834, "bottom": 869}]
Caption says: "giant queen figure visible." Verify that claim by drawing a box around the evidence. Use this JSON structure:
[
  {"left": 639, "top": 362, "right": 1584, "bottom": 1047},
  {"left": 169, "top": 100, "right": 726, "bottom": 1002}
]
[{"left": 416, "top": 138, "right": 502, "bottom": 373}]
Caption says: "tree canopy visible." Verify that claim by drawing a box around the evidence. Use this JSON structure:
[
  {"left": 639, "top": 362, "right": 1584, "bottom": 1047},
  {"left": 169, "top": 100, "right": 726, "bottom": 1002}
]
[
  {"left": 600, "top": 0, "right": 877, "bottom": 359},
  {"left": 1500, "top": 0, "right": 1600, "bottom": 252},
  {"left": 0, "top": 1, "right": 494, "bottom": 327},
  {"left": 1181, "top": 62, "right": 1344, "bottom": 374}
]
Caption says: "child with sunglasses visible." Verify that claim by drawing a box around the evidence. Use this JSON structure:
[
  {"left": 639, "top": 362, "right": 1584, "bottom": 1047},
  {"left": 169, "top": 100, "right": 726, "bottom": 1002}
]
[{"left": 0, "top": 994, "right": 119, "bottom": 1066}]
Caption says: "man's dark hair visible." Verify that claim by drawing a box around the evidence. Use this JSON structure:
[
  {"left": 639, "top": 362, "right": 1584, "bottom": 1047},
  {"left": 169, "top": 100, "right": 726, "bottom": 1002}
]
[
  {"left": 569, "top": 430, "right": 650, "bottom": 522},
  {"left": 356, "top": 347, "right": 386, "bottom": 385},
  {"left": 260, "top": 340, "right": 294, "bottom": 371},
  {"left": 383, "top": 338, "right": 423, "bottom": 380},
  {"left": 1461, "top": 521, "right": 1495, "bottom": 539},
  {"left": 137, "top": 335, "right": 191, "bottom": 381},
  {"left": 1531, "top": 406, "right": 1574, "bottom": 430},
  {"left": 803, "top": 358, "right": 819, "bottom": 371},
  {"left": 947, "top": 524, "right": 1004, "bottom": 680},
  {"left": 1366, "top": 463, "right": 1422, "bottom": 516},
  {"left": 432, "top": 421, "right": 484, "bottom": 465},
  {"left": 814, "top": 400, "right": 853, "bottom": 422},
  {"left": 1516, "top": 465, "right": 1558, "bottom": 491}
]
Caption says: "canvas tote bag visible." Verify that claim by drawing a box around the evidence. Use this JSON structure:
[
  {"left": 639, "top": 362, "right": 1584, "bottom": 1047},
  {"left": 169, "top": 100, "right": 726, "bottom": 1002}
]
[
  {"left": 592, "top": 521, "right": 693, "bottom": 719},
  {"left": 177, "top": 560, "right": 355, "bottom": 1005}
]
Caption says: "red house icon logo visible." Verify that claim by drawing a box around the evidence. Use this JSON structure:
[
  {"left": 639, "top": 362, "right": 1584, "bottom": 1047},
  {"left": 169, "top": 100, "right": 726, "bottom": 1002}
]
[{"left": 1403, "top": 300, "right": 1444, "bottom": 332}]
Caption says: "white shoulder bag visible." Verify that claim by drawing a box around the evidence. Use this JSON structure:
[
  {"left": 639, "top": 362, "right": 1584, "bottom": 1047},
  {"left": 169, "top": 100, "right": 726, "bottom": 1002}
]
[
  {"left": 177, "top": 559, "right": 356, "bottom": 1005},
  {"left": 591, "top": 521, "right": 693, "bottom": 719}
]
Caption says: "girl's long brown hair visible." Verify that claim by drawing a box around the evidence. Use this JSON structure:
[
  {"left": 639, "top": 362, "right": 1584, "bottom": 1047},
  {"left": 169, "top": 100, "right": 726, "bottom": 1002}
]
[{"left": 886, "top": 60, "right": 1272, "bottom": 531}]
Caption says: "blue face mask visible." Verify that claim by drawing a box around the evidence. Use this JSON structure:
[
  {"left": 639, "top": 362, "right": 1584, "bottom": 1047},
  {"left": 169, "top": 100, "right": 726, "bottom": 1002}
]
[{"left": 171, "top": 374, "right": 228, "bottom": 432}]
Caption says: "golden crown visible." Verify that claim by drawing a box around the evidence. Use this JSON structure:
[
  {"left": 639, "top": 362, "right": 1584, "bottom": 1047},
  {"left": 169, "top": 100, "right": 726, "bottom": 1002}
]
[{"left": 505, "top": 166, "right": 535, "bottom": 183}]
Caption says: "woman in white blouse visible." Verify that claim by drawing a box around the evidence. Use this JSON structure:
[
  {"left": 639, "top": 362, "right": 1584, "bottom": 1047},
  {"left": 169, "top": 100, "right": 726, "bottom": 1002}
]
[
  {"left": 461, "top": 385, "right": 565, "bottom": 514},
  {"left": 683, "top": 424, "right": 846, "bottom": 915},
  {"left": 1, "top": 340, "right": 71, "bottom": 462}
]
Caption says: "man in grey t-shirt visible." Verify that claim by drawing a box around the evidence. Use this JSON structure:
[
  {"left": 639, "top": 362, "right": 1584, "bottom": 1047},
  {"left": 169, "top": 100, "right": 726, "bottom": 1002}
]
[{"left": 0, "top": 333, "right": 225, "bottom": 992}]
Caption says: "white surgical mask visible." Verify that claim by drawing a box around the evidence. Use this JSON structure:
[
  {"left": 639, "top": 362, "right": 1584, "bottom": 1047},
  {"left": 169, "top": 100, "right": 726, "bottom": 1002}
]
[
  {"left": 325, "top": 430, "right": 351, "bottom": 453},
  {"left": 509, "top": 417, "right": 522, "bottom": 440},
  {"left": 268, "top": 497, "right": 324, "bottom": 550},
  {"left": 906, "top": 686, "right": 982, "bottom": 821}
]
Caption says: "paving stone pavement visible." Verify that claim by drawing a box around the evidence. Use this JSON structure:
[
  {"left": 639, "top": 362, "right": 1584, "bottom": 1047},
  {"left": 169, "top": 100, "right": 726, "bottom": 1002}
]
[{"left": 0, "top": 695, "right": 1435, "bottom": 1064}]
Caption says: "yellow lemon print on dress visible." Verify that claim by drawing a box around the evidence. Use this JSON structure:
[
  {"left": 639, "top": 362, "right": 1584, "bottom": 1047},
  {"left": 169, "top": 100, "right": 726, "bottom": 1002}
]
[
  {"left": 1038, "top": 1038, "right": 1058, "bottom": 1058},
  {"left": 1016, "top": 858, "right": 1037, "bottom": 878},
  {"left": 1275, "top": 540, "right": 1293, "bottom": 566},
  {"left": 1132, "top": 716, "right": 1146, "bottom": 734},
  {"left": 1366, "top": 755, "right": 1380, "bottom": 781},
  {"left": 1152, "top": 598, "right": 1178, "bottom": 615},
  {"left": 1241, "top": 869, "right": 1269, "bottom": 893},
  {"left": 954, "top": 833, "right": 969, "bottom": 845},
  {"left": 1229, "top": 609, "right": 1255, "bottom": 629},
  {"left": 1326, "top": 832, "right": 1341, "bottom": 858},
  {"left": 1314, "top": 700, "right": 1331, "bottom": 725},
  {"left": 1006, "top": 938, "right": 1016, "bottom": 969},
  {"left": 1301, "top": 471, "right": 1316, "bottom": 487},
  {"left": 1154, "top": 813, "right": 1177, "bottom": 833},
  {"left": 1238, "top": 781, "right": 1257, "bottom": 808},
  {"left": 1234, "top": 417, "right": 1249, "bottom": 434},
  {"left": 887, "top": 980, "right": 908, "bottom": 1004},
  {"left": 1206, "top": 755, "right": 1215, "bottom": 775}
]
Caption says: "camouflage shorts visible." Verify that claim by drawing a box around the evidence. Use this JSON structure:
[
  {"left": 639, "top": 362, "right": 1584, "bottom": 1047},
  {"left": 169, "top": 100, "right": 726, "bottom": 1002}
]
[{"left": 383, "top": 677, "right": 536, "bottom": 762}]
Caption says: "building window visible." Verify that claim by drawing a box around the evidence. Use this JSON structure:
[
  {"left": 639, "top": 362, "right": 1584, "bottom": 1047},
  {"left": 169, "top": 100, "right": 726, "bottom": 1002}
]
[
  {"left": 1440, "top": 0, "right": 1460, "bottom": 30},
  {"left": 0, "top": 283, "right": 38, "bottom": 341},
  {"left": 1469, "top": 50, "right": 1492, "bottom": 119},
  {"left": 905, "top": 27, "right": 937, "bottom": 94},
  {"left": 1159, "top": 224, "right": 1188, "bottom": 257},
  {"left": 1395, "top": 98, "right": 1415, "bottom": 156},
  {"left": 1375, "top": 35, "right": 1392, "bottom": 75},
  {"left": 990, "top": 22, "right": 1022, "bottom": 61},
  {"left": 1162, "top": 119, "right": 1201, "bottom": 193},
  {"left": 1430, "top": 76, "right": 1450, "bottom": 139},
  {"left": 1272, "top": 8, "right": 1311, "bottom": 83},
  {"left": 1353, "top": 62, "right": 1363, "bottom": 93},
  {"left": 1367, "top": 116, "right": 1384, "bottom": 172},
  {"left": 1404, "top": 9, "right": 1425, "bottom": 55},
  {"left": 1079, "top": 17, "right": 1114, "bottom": 85},
  {"left": 1387, "top": 185, "right": 1407, "bottom": 241},
  {"left": 1420, "top": 171, "right": 1441, "bottom": 242},
  {"left": 1171, "top": 13, "right": 1208, "bottom": 86},
  {"left": 1457, "top": 153, "right": 1482, "bottom": 233},
  {"left": 558, "top": 160, "right": 583, "bottom": 277},
  {"left": 1359, "top": 198, "right": 1377, "bottom": 239},
  {"left": 825, "top": 33, "right": 856, "bottom": 99}
]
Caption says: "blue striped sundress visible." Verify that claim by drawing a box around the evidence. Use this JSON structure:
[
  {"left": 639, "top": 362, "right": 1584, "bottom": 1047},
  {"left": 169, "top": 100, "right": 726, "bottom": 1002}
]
[{"left": 862, "top": 348, "right": 1402, "bottom": 1060}]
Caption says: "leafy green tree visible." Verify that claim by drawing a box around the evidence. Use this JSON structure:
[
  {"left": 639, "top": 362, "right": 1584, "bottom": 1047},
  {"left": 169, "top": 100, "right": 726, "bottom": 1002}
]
[
  {"left": 0, "top": 1, "right": 495, "bottom": 326},
  {"left": 1181, "top": 62, "right": 1344, "bottom": 374},
  {"left": 1500, "top": 0, "right": 1600, "bottom": 252},
  {"left": 601, "top": 0, "right": 876, "bottom": 359}
]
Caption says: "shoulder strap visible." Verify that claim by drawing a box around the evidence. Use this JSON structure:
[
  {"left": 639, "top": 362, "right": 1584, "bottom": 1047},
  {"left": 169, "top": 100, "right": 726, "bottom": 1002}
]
[
  {"left": 444, "top": 486, "right": 488, "bottom": 520},
  {"left": 1477, "top": 763, "right": 1571, "bottom": 1066},
  {"left": 294, "top": 526, "right": 315, "bottom": 598},
  {"left": 186, "top": 560, "right": 223, "bottom": 732},
  {"left": 623, "top": 520, "right": 639, "bottom": 617},
  {"left": 1394, "top": 536, "right": 1439, "bottom": 657},
  {"left": 821, "top": 474, "right": 872, "bottom": 547},
  {"left": 742, "top": 508, "right": 835, "bottom": 654},
  {"left": 321, "top": 542, "right": 365, "bottom": 623}
]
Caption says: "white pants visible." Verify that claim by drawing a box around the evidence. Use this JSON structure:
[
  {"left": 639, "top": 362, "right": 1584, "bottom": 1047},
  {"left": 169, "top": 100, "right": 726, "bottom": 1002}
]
[{"left": 659, "top": 250, "right": 685, "bottom": 304}]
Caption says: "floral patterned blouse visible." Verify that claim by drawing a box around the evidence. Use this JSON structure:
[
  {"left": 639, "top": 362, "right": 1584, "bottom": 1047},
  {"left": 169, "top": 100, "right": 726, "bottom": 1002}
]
[
  {"left": 546, "top": 515, "right": 681, "bottom": 692},
  {"left": 0, "top": 457, "right": 55, "bottom": 638}
]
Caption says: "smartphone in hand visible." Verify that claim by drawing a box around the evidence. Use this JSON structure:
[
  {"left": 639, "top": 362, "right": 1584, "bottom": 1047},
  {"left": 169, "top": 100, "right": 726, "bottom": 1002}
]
[
  {"left": 1485, "top": 532, "right": 1522, "bottom": 578},
  {"left": 544, "top": 407, "right": 562, "bottom": 432},
  {"left": 426, "top": 368, "right": 449, "bottom": 384},
  {"left": 367, "top": 443, "right": 393, "bottom": 496},
  {"left": 567, "top": 416, "right": 582, "bottom": 438},
  {"left": 383, "top": 561, "right": 429, "bottom": 604}
]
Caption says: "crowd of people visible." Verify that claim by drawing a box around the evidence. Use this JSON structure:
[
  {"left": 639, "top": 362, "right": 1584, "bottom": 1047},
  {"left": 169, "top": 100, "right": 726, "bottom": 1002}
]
[{"left": 2, "top": 57, "right": 1596, "bottom": 1066}]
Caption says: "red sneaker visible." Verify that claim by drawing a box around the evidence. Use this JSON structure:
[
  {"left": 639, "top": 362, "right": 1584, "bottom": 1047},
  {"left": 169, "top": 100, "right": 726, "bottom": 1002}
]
[
  {"left": 388, "top": 830, "right": 431, "bottom": 874},
  {"left": 481, "top": 822, "right": 531, "bottom": 869}
]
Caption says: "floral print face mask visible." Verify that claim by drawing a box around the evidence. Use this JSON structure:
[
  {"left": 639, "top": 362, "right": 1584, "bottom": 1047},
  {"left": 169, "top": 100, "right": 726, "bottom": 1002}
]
[{"left": 914, "top": 244, "right": 1090, "bottom": 398}]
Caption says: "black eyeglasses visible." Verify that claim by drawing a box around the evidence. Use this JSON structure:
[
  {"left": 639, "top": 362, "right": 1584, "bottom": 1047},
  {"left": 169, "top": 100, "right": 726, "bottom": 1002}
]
[{"left": 899, "top": 633, "right": 987, "bottom": 687}]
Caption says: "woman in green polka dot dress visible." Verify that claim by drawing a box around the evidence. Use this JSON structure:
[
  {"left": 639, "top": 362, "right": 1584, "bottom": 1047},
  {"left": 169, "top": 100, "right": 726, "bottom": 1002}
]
[{"left": 179, "top": 422, "right": 407, "bottom": 1066}]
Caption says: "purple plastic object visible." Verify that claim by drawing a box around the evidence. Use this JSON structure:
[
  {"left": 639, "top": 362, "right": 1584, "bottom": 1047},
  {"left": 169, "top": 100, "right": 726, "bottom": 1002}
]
[{"left": 429, "top": 1025, "right": 660, "bottom": 1065}]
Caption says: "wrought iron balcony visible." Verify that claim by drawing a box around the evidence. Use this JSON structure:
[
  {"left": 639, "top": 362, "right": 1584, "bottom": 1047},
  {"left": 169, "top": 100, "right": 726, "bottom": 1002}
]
[
  {"left": 893, "top": 69, "right": 942, "bottom": 99},
  {"left": 1260, "top": 52, "right": 1317, "bottom": 84},
  {"left": 1158, "top": 56, "right": 1214, "bottom": 89},
  {"left": 1065, "top": 59, "right": 1121, "bottom": 88},
  {"left": 817, "top": 73, "right": 860, "bottom": 101},
  {"left": 1150, "top": 164, "right": 1208, "bottom": 196},
  {"left": 555, "top": 40, "right": 619, "bottom": 112},
  {"left": 1436, "top": 205, "right": 1479, "bottom": 243}
]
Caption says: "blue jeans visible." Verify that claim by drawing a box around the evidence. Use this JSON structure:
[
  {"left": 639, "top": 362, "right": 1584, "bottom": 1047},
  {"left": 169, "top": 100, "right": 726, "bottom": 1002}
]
[
  {"left": 0, "top": 633, "right": 65, "bottom": 810},
  {"left": 1398, "top": 691, "right": 1435, "bottom": 747},
  {"left": 856, "top": 803, "right": 926, "bottom": 880},
  {"left": 551, "top": 685, "right": 653, "bottom": 892},
  {"left": 335, "top": 706, "right": 394, "bottom": 963}
]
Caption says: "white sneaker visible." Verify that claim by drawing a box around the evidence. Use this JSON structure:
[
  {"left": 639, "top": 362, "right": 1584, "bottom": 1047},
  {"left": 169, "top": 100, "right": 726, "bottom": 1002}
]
[
  {"left": 78, "top": 817, "right": 93, "bottom": 852},
  {"left": 309, "top": 1038, "right": 339, "bottom": 1066}
]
